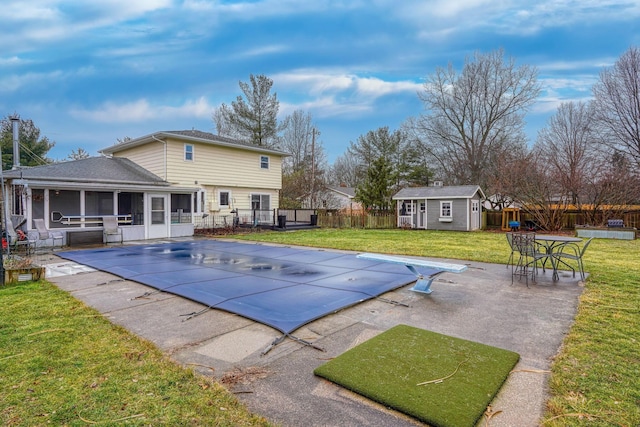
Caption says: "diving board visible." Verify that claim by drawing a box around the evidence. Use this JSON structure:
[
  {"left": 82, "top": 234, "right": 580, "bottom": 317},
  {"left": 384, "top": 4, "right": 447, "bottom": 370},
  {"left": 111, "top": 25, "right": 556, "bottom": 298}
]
[{"left": 357, "top": 253, "right": 467, "bottom": 294}]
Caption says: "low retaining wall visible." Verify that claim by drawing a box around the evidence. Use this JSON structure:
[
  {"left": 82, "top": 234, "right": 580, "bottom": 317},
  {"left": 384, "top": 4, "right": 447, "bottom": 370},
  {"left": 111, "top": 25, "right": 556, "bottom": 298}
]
[{"left": 575, "top": 227, "right": 637, "bottom": 240}]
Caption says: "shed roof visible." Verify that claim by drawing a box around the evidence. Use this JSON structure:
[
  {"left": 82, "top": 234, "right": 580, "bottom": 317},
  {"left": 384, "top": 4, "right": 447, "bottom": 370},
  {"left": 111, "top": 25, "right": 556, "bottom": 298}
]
[
  {"left": 393, "top": 185, "right": 485, "bottom": 200},
  {"left": 2, "top": 156, "right": 169, "bottom": 186},
  {"left": 99, "top": 130, "right": 289, "bottom": 157}
]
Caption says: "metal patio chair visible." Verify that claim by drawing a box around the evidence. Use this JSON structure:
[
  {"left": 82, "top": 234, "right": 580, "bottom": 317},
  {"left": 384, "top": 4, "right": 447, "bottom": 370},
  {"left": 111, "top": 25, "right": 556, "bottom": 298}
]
[
  {"left": 554, "top": 237, "right": 593, "bottom": 281},
  {"left": 511, "top": 232, "right": 548, "bottom": 286},
  {"left": 506, "top": 232, "right": 517, "bottom": 268}
]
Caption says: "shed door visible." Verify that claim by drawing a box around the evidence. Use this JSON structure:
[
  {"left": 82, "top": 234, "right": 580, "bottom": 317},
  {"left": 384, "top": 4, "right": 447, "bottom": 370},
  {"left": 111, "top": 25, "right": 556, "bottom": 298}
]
[
  {"left": 471, "top": 200, "right": 480, "bottom": 230},
  {"left": 417, "top": 201, "right": 426, "bottom": 228}
]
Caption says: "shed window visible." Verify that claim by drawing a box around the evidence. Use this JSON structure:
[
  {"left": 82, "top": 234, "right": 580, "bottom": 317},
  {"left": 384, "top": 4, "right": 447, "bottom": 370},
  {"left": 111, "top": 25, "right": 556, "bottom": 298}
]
[{"left": 440, "top": 201, "right": 452, "bottom": 218}]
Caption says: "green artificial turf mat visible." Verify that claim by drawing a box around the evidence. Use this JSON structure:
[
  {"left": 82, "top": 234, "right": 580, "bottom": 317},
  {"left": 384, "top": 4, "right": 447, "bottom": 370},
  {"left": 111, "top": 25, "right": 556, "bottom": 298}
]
[{"left": 314, "top": 324, "right": 520, "bottom": 427}]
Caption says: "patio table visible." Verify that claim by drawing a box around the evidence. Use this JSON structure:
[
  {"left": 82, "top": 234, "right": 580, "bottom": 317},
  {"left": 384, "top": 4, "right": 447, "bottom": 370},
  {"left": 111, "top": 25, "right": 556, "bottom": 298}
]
[{"left": 535, "top": 234, "right": 582, "bottom": 280}]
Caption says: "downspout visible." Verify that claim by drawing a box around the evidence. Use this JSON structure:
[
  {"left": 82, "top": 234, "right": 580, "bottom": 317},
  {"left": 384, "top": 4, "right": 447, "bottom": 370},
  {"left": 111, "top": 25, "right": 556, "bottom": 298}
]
[{"left": 151, "top": 134, "right": 167, "bottom": 180}]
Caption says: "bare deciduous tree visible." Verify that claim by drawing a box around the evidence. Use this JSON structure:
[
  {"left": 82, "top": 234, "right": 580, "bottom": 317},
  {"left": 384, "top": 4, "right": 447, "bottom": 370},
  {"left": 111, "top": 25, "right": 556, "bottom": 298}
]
[
  {"left": 508, "top": 151, "right": 570, "bottom": 231},
  {"left": 328, "top": 151, "right": 361, "bottom": 187},
  {"left": 278, "top": 110, "right": 327, "bottom": 208},
  {"left": 534, "top": 101, "right": 598, "bottom": 205},
  {"left": 533, "top": 100, "right": 640, "bottom": 225},
  {"left": 413, "top": 49, "right": 540, "bottom": 190},
  {"left": 484, "top": 144, "right": 528, "bottom": 210},
  {"left": 280, "top": 110, "right": 317, "bottom": 174},
  {"left": 592, "top": 46, "right": 640, "bottom": 171},
  {"left": 580, "top": 152, "right": 640, "bottom": 225}
]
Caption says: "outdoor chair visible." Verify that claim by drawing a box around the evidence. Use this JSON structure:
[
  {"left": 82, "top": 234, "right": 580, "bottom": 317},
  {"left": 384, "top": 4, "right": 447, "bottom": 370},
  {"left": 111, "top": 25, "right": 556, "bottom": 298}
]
[
  {"left": 103, "top": 216, "right": 122, "bottom": 244},
  {"left": 554, "top": 237, "right": 593, "bottom": 281},
  {"left": 4, "top": 217, "right": 37, "bottom": 254},
  {"left": 33, "top": 218, "right": 64, "bottom": 249},
  {"left": 506, "top": 232, "right": 517, "bottom": 268},
  {"left": 511, "top": 232, "right": 548, "bottom": 286}
]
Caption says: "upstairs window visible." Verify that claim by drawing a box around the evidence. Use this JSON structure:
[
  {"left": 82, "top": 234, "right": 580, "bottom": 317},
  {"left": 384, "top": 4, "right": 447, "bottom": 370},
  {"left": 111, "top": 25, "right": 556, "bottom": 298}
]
[
  {"left": 260, "top": 155, "right": 269, "bottom": 169},
  {"left": 184, "top": 144, "right": 194, "bottom": 161}
]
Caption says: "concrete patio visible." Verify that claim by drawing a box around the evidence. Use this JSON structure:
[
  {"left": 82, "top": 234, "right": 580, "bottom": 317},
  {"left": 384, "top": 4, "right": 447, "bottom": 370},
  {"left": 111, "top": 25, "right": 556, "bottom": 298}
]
[{"left": 36, "top": 238, "right": 584, "bottom": 426}]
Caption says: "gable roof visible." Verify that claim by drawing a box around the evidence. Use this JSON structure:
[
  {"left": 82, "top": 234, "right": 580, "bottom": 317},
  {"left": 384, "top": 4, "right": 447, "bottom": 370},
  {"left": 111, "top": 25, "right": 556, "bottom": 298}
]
[
  {"left": 99, "top": 130, "right": 289, "bottom": 157},
  {"left": 393, "top": 185, "right": 485, "bottom": 200},
  {"left": 327, "top": 186, "right": 356, "bottom": 198},
  {"left": 2, "top": 156, "right": 169, "bottom": 187}
]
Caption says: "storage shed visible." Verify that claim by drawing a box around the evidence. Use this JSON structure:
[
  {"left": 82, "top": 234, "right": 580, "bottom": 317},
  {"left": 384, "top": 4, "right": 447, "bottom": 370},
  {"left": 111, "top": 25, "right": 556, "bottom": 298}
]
[{"left": 393, "top": 185, "right": 485, "bottom": 231}]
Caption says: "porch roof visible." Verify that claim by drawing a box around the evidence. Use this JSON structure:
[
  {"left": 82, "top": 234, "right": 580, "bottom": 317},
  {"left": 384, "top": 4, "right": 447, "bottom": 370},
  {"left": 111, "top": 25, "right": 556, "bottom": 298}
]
[
  {"left": 393, "top": 185, "right": 485, "bottom": 200},
  {"left": 2, "top": 157, "right": 171, "bottom": 188}
]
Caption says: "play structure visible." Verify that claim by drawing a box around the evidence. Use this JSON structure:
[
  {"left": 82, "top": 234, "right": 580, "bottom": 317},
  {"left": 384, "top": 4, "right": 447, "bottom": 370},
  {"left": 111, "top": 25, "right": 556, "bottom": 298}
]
[{"left": 501, "top": 207, "right": 521, "bottom": 231}]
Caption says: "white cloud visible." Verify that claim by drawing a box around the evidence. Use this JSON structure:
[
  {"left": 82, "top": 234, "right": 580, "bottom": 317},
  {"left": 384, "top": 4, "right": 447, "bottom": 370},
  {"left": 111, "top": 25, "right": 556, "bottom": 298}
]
[
  {"left": 70, "top": 97, "right": 214, "bottom": 123},
  {"left": 0, "top": 70, "right": 64, "bottom": 92},
  {"left": 273, "top": 70, "right": 422, "bottom": 119},
  {"left": 194, "top": 0, "right": 364, "bottom": 20},
  {"left": 0, "top": 56, "right": 24, "bottom": 67},
  {"left": 232, "top": 44, "right": 290, "bottom": 59},
  {"left": 530, "top": 74, "right": 598, "bottom": 114},
  {"left": 274, "top": 70, "right": 420, "bottom": 97},
  {"left": 394, "top": 0, "right": 640, "bottom": 39},
  {"left": 538, "top": 58, "right": 616, "bottom": 72},
  {"left": 0, "top": 0, "right": 173, "bottom": 51}
]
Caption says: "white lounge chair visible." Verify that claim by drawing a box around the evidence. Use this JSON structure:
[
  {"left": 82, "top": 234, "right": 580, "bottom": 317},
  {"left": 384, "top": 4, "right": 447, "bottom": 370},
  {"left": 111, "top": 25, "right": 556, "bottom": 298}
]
[
  {"left": 103, "top": 216, "right": 122, "bottom": 244},
  {"left": 33, "top": 218, "right": 64, "bottom": 249},
  {"left": 4, "top": 217, "right": 37, "bottom": 254}
]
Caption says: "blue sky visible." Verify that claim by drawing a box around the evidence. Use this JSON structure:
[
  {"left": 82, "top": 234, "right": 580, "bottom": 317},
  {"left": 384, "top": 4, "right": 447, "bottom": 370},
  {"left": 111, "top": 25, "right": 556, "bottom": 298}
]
[{"left": 1, "top": 1, "right": 639, "bottom": 163}]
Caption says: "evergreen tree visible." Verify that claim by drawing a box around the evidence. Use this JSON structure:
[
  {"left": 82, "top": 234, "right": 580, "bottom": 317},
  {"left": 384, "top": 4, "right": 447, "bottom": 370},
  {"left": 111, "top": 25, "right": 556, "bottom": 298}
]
[
  {"left": 213, "top": 74, "right": 280, "bottom": 148},
  {"left": 355, "top": 156, "right": 396, "bottom": 211},
  {"left": 0, "top": 115, "right": 55, "bottom": 169}
]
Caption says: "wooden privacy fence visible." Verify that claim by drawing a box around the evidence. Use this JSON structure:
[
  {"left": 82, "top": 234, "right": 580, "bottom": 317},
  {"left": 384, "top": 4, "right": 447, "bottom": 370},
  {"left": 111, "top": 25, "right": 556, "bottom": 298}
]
[
  {"left": 485, "top": 210, "right": 640, "bottom": 230},
  {"left": 318, "top": 211, "right": 396, "bottom": 229}
]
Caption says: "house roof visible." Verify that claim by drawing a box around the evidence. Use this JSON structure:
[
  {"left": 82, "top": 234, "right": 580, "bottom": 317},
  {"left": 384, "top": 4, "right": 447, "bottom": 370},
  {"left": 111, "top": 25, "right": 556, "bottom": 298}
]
[
  {"left": 328, "top": 186, "right": 356, "bottom": 198},
  {"left": 393, "top": 185, "right": 485, "bottom": 200},
  {"left": 2, "top": 156, "right": 170, "bottom": 187},
  {"left": 99, "top": 130, "right": 289, "bottom": 157}
]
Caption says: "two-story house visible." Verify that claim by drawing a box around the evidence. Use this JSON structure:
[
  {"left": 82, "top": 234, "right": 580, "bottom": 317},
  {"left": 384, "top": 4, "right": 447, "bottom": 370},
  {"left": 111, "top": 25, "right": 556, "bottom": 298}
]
[
  {"left": 100, "top": 130, "right": 287, "bottom": 228},
  {"left": 1, "top": 130, "right": 287, "bottom": 245}
]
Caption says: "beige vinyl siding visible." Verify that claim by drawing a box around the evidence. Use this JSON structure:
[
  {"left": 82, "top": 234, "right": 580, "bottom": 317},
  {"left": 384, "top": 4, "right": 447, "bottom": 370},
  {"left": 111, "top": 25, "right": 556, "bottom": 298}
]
[
  {"left": 205, "top": 187, "right": 279, "bottom": 212},
  {"left": 163, "top": 138, "right": 283, "bottom": 189},
  {"left": 111, "top": 142, "right": 167, "bottom": 179}
]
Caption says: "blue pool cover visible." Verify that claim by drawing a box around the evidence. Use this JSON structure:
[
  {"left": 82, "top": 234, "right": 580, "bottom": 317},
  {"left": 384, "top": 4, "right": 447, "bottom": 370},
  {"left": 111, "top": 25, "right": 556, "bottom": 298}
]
[{"left": 59, "top": 240, "right": 442, "bottom": 334}]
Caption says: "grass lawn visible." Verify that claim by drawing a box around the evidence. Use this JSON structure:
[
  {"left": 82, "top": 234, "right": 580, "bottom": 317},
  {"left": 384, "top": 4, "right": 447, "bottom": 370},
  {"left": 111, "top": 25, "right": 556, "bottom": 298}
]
[
  {"left": 0, "top": 281, "right": 271, "bottom": 427},
  {"left": 234, "top": 228, "right": 640, "bottom": 426}
]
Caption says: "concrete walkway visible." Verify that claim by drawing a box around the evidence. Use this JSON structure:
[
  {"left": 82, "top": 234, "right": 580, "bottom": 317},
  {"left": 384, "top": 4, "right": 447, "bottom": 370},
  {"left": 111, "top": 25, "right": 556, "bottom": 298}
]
[{"left": 38, "top": 240, "right": 584, "bottom": 427}]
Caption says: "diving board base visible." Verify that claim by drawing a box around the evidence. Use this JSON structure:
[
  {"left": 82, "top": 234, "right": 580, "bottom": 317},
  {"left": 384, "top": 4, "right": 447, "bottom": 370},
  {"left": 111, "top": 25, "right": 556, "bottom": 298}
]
[
  {"left": 409, "top": 277, "right": 436, "bottom": 294},
  {"left": 406, "top": 264, "right": 444, "bottom": 294}
]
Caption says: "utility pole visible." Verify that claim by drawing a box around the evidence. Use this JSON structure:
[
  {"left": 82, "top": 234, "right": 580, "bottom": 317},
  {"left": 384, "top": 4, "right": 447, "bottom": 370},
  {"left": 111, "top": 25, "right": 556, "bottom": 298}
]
[{"left": 310, "top": 128, "right": 316, "bottom": 209}]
